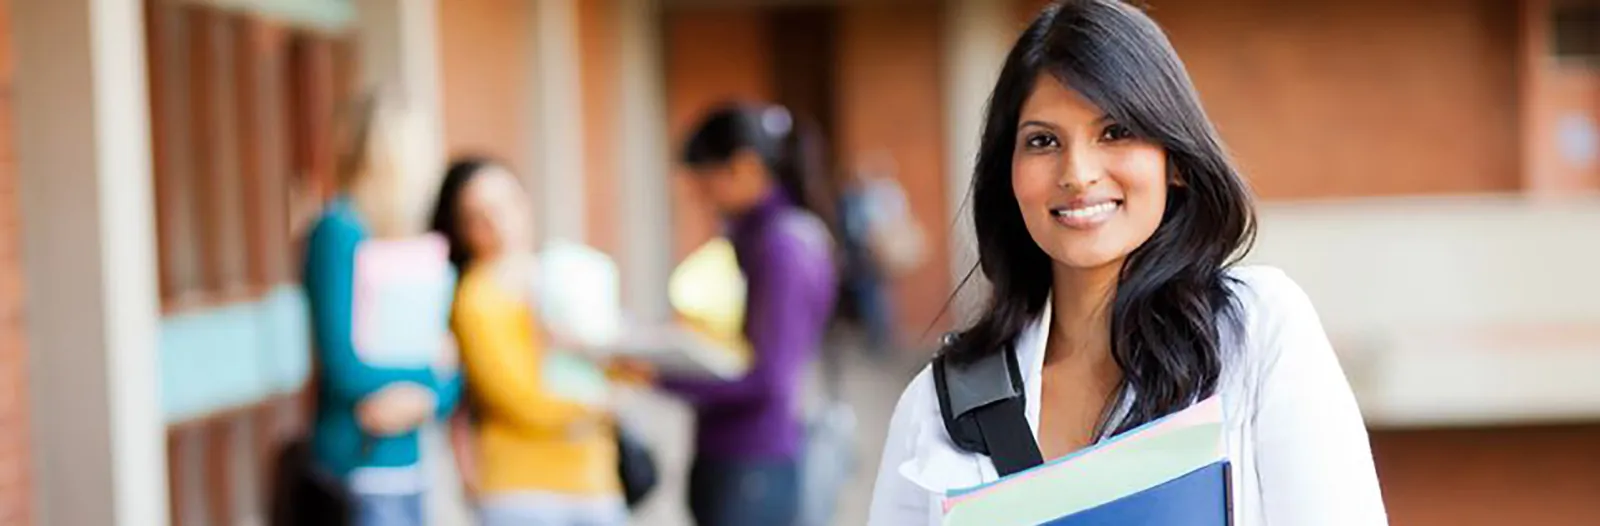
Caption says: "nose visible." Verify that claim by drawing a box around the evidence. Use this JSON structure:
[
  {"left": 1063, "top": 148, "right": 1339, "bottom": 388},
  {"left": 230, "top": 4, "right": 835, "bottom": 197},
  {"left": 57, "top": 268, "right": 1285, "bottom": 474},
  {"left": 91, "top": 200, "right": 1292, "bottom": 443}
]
[{"left": 1056, "top": 147, "right": 1103, "bottom": 190}]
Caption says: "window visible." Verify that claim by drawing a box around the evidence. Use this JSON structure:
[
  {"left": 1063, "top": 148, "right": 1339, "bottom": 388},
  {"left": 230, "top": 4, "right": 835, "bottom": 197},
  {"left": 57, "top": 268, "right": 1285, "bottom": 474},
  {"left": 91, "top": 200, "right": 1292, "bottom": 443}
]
[
  {"left": 1552, "top": 3, "right": 1600, "bottom": 67},
  {"left": 147, "top": 0, "right": 354, "bottom": 312}
]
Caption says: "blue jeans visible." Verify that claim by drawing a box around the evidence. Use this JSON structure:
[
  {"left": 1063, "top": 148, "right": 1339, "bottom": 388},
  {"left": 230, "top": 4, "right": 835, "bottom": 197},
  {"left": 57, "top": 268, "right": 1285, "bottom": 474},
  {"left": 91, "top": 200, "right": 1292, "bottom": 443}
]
[
  {"left": 688, "top": 458, "right": 800, "bottom": 526},
  {"left": 351, "top": 491, "right": 426, "bottom": 526},
  {"left": 478, "top": 492, "right": 629, "bottom": 526},
  {"left": 846, "top": 272, "right": 896, "bottom": 352}
]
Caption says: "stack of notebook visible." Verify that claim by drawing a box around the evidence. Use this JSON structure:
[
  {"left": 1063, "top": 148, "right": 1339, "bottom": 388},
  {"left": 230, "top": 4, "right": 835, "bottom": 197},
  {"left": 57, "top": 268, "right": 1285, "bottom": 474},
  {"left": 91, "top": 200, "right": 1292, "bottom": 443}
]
[
  {"left": 535, "top": 239, "right": 625, "bottom": 349},
  {"left": 943, "top": 396, "right": 1231, "bottom": 526},
  {"left": 351, "top": 234, "right": 456, "bottom": 368}
]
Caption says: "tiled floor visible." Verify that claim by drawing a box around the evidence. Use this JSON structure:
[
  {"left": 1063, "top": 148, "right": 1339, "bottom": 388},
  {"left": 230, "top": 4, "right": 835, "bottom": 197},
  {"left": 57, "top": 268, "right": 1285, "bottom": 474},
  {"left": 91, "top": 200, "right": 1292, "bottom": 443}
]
[{"left": 425, "top": 338, "right": 927, "bottom": 526}]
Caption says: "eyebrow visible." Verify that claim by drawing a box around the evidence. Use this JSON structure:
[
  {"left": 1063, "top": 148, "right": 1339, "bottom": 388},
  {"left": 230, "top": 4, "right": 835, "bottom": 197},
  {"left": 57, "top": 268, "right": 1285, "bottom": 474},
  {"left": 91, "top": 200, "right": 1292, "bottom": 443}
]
[
  {"left": 1018, "top": 120, "right": 1058, "bottom": 131},
  {"left": 1018, "top": 114, "right": 1116, "bottom": 132}
]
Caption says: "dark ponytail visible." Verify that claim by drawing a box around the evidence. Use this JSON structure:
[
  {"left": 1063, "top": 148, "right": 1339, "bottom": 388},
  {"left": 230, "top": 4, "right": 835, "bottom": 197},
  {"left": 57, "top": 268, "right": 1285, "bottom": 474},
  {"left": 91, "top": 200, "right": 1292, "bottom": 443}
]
[
  {"left": 680, "top": 103, "right": 833, "bottom": 222},
  {"left": 429, "top": 156, "right": 500, "bottom": 270}
]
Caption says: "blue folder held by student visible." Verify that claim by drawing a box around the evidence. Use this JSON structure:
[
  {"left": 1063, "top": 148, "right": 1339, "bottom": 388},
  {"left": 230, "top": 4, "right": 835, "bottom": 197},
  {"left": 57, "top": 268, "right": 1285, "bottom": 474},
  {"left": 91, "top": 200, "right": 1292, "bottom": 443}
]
[{"left": 1041, "top": 461, "right": 1230, "bottom": 526}]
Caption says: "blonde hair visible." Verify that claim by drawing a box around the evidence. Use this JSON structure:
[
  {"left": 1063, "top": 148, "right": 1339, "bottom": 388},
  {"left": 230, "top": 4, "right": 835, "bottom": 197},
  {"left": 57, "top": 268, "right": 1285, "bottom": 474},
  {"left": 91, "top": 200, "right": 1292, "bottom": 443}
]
[{"left": 335, "top": 90, "right": 424, "bottom": 238}]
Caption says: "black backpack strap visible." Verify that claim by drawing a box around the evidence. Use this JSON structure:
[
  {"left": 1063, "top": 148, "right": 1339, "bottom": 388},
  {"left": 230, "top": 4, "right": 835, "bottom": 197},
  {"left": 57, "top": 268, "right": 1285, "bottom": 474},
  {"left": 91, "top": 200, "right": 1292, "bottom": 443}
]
[{"left": 932, "top": 334, "right": 1044, "bottom": 477}]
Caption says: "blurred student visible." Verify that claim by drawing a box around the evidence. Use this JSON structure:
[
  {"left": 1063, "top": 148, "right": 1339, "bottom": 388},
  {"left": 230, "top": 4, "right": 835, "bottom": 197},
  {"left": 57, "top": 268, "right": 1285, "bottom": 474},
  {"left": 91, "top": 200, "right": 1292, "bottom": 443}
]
[
  {"left": 649, "top": 104, "right": 838, "bottom": 526},
  {"left": 431, "top": 157, "right": 628, "bottom": 526},
  {"left": 836, "top": 153, "right": 926, "bottom": 354},
  {"left": 303, "top": 94, "right": 462, "bottom": 526}
]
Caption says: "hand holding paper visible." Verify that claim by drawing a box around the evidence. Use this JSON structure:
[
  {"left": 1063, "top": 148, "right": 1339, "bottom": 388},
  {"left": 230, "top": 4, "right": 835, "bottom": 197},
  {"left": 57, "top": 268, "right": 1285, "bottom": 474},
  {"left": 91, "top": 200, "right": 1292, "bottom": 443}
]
[
  {"left": 357, "top": 382, "right": 438, "bottom": 436},
  {"left": 530, "top": 238, "right": 752, "bottom": 380}
]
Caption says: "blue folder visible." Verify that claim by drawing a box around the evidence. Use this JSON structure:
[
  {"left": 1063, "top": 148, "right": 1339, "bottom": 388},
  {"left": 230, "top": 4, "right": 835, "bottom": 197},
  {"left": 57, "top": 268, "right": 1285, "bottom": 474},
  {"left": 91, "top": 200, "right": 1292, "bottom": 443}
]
[{"left": 1043, "top": 460, "right": 1230, "bottom": 526}]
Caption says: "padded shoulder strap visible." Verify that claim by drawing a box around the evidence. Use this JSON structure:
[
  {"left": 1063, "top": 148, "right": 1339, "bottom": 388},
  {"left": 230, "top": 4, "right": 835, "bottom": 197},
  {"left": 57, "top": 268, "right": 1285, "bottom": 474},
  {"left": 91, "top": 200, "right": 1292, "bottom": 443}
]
[{"left": 933, "top": 335, "right": 1044, "bottom": 477}]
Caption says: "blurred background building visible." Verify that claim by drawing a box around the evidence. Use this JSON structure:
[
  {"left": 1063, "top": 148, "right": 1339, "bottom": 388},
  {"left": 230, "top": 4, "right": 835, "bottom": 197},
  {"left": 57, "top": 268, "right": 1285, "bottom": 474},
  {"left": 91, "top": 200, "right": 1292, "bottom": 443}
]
[{"left": 1, "top": 0, "right": 1598, "bottom": 525}]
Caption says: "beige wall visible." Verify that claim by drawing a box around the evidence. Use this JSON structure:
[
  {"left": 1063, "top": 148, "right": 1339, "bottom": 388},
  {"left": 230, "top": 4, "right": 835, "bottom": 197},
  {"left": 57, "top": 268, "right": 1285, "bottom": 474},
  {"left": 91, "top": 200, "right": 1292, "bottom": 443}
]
[
  {"left": 436, "top": 0, "right": 533, "bottom": 179},
  {"left": 15, "top": 0, "right": 168, "bottom": 522}
]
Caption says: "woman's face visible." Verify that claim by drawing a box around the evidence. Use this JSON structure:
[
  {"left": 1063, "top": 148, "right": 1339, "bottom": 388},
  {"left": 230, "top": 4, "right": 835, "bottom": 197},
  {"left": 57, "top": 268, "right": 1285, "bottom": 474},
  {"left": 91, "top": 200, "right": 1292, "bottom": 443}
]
[
  {"left": 1012, "top": 74, "right": 1169, "bottom": 273},
  {"left": 456, "top": 166, "right": 533, "bottom": 261},
  {"left": 689, "top": 151, "right": 771, "bottom": 215}
]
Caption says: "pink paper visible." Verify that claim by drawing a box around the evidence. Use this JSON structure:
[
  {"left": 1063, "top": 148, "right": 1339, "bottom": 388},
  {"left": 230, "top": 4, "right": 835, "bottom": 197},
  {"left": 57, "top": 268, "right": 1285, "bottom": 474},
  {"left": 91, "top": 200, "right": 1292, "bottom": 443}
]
[{"left": 352, "top": 234, "right": 454, "bottom": 366}]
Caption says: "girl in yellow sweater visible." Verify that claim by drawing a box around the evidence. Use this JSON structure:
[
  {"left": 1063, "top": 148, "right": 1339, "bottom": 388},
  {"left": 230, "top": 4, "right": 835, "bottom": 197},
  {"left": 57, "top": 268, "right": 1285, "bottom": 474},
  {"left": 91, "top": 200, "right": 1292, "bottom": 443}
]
[{"left": 429, "top": 157, "right": 626, "bottom": 526}]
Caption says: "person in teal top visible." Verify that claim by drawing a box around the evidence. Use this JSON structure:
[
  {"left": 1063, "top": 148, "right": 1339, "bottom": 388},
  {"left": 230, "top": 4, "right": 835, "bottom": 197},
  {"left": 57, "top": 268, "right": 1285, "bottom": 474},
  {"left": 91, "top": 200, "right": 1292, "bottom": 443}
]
[
  {"left": 305, "top": 198, "right": 462, "bottom": 472},
  {"left": 303, "top": 93, "right": 461, "bottom": 526}
]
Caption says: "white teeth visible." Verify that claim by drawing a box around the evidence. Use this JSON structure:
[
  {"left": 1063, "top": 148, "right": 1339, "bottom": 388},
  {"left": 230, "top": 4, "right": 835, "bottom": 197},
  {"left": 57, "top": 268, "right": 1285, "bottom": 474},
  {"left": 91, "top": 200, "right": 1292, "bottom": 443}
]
[{"left": 1052, "top": 202, "right": 1118, "bottom": 219}]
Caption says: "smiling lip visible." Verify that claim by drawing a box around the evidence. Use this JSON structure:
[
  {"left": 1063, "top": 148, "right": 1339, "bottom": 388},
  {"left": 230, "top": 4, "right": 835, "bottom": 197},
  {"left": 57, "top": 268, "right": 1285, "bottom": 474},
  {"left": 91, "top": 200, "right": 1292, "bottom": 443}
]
[{"left": 1049, "top": 198, "right": 1122, "bottom": 229}]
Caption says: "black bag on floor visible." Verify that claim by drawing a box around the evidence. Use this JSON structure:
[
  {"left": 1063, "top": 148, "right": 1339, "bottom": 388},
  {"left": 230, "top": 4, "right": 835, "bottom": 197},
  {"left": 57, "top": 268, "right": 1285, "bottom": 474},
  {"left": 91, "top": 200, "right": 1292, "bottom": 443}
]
[
  {"left": 617, "top": 425, "right": 660, "bottom": 510},
  {"left": 269, "top": 437, "right": 353, "bottom": 526}
]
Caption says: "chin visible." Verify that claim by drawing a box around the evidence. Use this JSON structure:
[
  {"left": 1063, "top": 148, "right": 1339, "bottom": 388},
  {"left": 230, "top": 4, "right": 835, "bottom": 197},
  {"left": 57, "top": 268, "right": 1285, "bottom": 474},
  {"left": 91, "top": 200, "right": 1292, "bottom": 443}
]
[
  {"left": 1053, "top": 256, "right": 1123, "bottom": 272},
  {"left": 1044, "top": 243, "right": 1128, "bottom": 272}
]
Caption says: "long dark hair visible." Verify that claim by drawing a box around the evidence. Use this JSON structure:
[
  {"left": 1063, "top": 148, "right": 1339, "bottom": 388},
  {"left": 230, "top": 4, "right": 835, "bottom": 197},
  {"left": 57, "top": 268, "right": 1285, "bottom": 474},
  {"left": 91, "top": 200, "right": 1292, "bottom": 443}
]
[
  {"left": 947, "top": 0, "right": 1257, "bottom": 434},
  {"left": 680, "top": 103, "right": 833, "bottom": 222},
  {"left": 429, "top": 156, "right": 500, "bottom": 270}
]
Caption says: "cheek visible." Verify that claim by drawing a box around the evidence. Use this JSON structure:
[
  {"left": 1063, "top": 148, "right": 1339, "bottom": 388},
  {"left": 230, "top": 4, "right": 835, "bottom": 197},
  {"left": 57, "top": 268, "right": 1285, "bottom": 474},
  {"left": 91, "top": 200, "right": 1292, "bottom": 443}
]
[
  {"left": 1011, "top": 155, "right": 1057, "bottom": 208},
  {"left": 704, "top": 179, "right": 734, "bottom": 204},
  {"left": 689, "top": 178, "right": 717, "bottom": 201},
  {"left": 463, "top": 218, "right": 498, "bottom": 254},
  {"left": 1109, "top": 148, "right": 1169, "bottom": 226}
]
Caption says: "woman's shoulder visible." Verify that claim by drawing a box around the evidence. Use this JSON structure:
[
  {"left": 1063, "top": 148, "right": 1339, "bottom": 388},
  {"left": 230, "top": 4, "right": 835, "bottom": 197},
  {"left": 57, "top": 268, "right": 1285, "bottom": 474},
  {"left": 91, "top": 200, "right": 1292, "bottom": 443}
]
[
  {"left": 882, "top": 362, "right": 946, "bottom": 450},
  {"left": 893, "top": 365, "right": 940, "bottom": 420},
  {"left": 1218, "top": 264, "right": 1332, "bottom": 394},
  {"left": 770, "top": 208, "right": 834, "bottom": 256},
  {"left": 1224, "top": 264, "right": 1322, "bottom": 339},
  {"left": 452, "top": 266, "right": 524, "bottom": 317}
]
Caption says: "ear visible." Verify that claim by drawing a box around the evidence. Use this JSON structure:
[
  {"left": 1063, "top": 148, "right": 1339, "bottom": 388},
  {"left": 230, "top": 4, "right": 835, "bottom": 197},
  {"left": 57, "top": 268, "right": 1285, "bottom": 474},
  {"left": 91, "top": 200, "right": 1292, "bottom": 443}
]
[{"left": 1168, "top": 165, "right": 1188, "bottom": 188}]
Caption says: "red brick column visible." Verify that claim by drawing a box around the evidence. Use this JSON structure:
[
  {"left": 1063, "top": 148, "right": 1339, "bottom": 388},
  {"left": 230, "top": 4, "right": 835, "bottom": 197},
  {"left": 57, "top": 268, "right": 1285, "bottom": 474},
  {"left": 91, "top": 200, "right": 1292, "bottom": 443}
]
[{"left": 0, "top": 0, "right": 33, "bottom": 522}]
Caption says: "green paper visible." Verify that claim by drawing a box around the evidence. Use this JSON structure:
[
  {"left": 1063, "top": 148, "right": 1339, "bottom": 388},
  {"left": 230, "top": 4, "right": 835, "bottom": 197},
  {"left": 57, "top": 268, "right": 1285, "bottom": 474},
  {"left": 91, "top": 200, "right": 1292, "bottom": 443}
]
[
  {"left": 944, "top": 422, "right": 1223, "bottom": 526},
  {"left": 541, "top": 352, "right": 610, "bottom": 407}
]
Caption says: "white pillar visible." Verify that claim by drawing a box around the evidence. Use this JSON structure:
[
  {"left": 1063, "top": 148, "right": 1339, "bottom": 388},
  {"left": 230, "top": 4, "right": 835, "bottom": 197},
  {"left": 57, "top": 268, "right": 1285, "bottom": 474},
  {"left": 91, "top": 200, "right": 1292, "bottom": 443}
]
[
  {"left": 354, "top": 0, "right": 447, "bottom": 223},
  {"left": 13, "top": 0, "right": 167, "bottom": 524},
  {"left": 942, "top": 0, "right": 1014, "bottom": 316},
  {"left": 616, "top": 0, "right": 673, "bottom": 320},
  {"left": 527, "top": 0, "right": 588, "bottom": 244}
]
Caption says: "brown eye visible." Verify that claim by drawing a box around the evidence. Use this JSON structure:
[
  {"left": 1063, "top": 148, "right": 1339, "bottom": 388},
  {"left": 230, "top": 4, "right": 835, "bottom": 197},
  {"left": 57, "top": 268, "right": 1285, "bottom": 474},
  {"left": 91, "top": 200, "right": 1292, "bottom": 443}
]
[
  {"left": 1024, "top": 133, "right": 1060, "bottom": 150},
  {"left": 1100, "top": 123, "right": 1135, "bottom": 142}
]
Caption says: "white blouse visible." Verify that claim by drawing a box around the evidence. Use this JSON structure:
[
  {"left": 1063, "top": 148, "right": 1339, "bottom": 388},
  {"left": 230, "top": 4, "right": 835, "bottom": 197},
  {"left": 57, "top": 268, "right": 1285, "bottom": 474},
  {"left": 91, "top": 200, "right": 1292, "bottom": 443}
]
[{"left": 867, "top": 266, "right": 1388, "bottom": 525}]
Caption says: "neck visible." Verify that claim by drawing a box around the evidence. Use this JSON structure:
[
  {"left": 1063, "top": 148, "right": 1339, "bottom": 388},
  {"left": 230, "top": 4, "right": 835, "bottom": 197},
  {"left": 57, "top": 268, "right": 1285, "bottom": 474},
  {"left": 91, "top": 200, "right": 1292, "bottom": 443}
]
[
  {"left": 347, "top": 176, "right": 407, "bottom": 238},
  {"left": 1045, "top": 261, "right": 1122, "bottom": 366},
  {"left": 477, "top": 250, "right": 537, "bottom": 296},
  {"left": 727, "top": 189, "right": 785, "bottom": 225}
]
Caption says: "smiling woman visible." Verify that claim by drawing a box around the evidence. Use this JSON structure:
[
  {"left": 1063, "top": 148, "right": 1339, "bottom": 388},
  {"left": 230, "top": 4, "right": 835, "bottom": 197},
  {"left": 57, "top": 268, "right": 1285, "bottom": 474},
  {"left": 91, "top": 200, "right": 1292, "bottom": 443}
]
[
  {"left": 867, "top": 1, "right": 1387, "bottom": 525},
  {"left": 1011, "top": 75, "right": 1170, "bottom": 270}
]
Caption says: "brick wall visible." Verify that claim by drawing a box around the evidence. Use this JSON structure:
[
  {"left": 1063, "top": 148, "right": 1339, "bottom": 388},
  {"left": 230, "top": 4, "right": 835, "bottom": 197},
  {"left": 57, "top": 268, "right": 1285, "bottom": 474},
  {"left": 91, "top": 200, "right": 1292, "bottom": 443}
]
[
  {"left": 664, "top": 7, "right": 775, "bottom": 259},
  {"left": 835, "top": 3, "right": 951, "bottom": 338},
  {"left": 0, "top": 0, "right": 33, "bottom": 522},
  {"left": 1017, "top": 0, "right": 1523, "bottom": 199},
  {"left": 1372, "top": 425, "right": 1600, "bottom": 525},
  {"left": 437, "top": 0, "right": 536, "bottom": 180}
]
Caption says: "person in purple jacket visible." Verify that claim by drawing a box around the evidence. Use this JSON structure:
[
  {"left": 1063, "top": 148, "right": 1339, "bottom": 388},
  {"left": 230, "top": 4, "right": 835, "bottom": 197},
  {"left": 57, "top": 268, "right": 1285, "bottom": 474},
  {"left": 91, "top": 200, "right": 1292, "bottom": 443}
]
[{"left": 657, "top": 103, "right": 838, "bottom": 526}]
